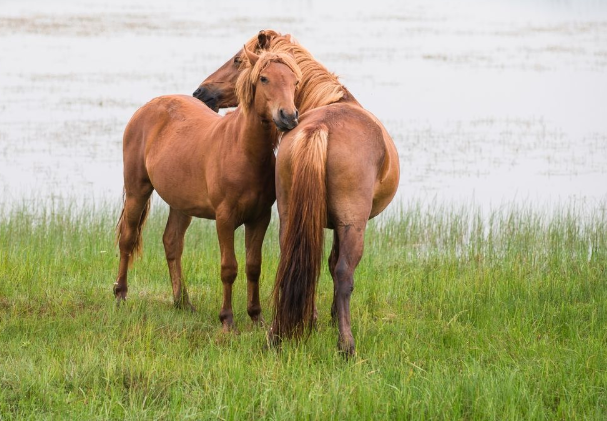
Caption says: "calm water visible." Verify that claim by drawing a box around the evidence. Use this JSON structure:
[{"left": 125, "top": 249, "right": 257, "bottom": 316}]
[{"left": 1, "top": 0, "right": 606, "bottom": 212}]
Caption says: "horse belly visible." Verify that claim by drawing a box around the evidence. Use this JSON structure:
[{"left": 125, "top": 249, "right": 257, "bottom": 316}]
[
  {"left": 154, "top": 185, "right": 216, "bottom": 219},
  {"left": 146, "top": 153, "right": 216, "bottom": 219}
]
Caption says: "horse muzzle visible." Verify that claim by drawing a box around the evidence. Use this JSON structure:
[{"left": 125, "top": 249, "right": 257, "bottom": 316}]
[
  {"left": 193, "top": 86, "right": 220, "bottom": 112},
  {"left": 274, "top": 108, "right": 299, "bottom": 131}
]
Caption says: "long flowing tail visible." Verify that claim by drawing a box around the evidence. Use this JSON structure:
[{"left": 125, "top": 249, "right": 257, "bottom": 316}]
[
  {"left": 115, "top": 191, "right": 152, "bottom": 267},
  {"left": 272, "top": 124, "right": 329, "bottom": 339}
]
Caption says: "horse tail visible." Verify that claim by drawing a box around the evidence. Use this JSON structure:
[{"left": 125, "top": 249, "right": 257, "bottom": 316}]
[
  {"left": 272, "top": 124, "right": 329, "bottom": 339},
  {"left": 115, "top": 190, "right": 152, "bottom": 267}
]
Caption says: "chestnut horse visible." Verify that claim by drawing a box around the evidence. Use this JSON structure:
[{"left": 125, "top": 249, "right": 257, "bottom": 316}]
[
  {"left": 114, "top": 49, "right": 301, "bottom": 332},
  {"left": 195, "top": 31, "right": 400, "bottom": 354}
]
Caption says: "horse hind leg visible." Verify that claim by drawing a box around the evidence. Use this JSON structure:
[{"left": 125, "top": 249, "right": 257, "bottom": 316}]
[
  {"left": 332, "top": 222, "right": 366, "bottom": 356},
  {"left": 163, "top": 207, "right": 194, "bottom": 311},
  {"left": 114, "top": 187, "right": 153, "bottom": 303},
  {"left": 328, "top": 230, "right": 340, "bottom": 325}
]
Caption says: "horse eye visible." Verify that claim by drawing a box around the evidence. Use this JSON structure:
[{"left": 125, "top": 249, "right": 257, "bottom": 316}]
[
  {"left": 233, "top": 57, "right": 242, "bottom": 64},
  {"left": 260, "top": 76, "right": 268, "bottom": 83}
]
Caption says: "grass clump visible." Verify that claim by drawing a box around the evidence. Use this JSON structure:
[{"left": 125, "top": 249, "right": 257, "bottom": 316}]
[{"left": 0, "top": 198, "right": 605, "bottom": 419}]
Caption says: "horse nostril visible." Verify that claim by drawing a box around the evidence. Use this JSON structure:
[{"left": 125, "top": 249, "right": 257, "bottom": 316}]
[
  {"left": 193, "top": 87, "right": 202, "bottom": 97},
  {"left": 279, "top": 109, "right": 286, "bottom": 120},
  {"left": 295, "top": 110, "right": 299, "bottom": 119}
]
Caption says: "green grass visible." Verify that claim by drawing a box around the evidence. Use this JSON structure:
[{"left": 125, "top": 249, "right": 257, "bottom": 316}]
[{"left": 0, "top": 198, "right": 606, "bottom": 420}]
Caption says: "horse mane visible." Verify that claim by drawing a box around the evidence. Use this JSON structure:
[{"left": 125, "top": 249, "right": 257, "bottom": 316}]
[
  {"left": 235, "top": 51, "right": 302, "bottom": 115},
  {"left": 268, "top": 35, "right": 346, "bottom": 115}
]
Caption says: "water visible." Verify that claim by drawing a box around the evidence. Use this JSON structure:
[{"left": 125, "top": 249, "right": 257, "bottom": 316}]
[{"left": 1, "top": 0, "right": 606, "bottom": 212}]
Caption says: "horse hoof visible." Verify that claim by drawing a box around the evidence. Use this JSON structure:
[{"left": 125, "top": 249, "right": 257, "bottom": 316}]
[
  {"left": 113, "top": 283, "right": 128, "bottom": 307},
  {"left": 221, "top": 321, "right": 239, "bottom": 334},
  {"left": 175, "top": 300, "right": 196, "bottom": 312},
  {"left": 338, "top": 338, "right": 356, "bottom": 358},
  {"left": 113, "top": 282, "right": 127, "bottom": 298}
]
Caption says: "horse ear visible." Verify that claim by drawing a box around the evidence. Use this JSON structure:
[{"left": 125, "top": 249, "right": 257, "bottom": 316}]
[
  {"left": 258, "top": 30, "right": 271, "bottom": 50},
  {"left": 244, "top": 45, "right": 259, "bottom": 67}
]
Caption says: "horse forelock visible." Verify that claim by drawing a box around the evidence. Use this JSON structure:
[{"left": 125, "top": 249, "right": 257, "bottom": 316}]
[{"left": 235, "top": 52, "right": 302, "bottom": 114}]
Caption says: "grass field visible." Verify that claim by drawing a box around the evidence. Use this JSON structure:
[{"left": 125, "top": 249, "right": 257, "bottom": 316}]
[{"left": 0, "top": 198, "right": 605, "bottom": 420}]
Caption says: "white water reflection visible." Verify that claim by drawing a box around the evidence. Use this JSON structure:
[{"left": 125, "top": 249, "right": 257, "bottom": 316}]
[{"left": 1, "top": 0, "right": 606, "bottom": 212}]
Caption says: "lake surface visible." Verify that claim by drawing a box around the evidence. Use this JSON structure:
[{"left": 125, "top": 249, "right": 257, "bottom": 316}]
[{"left": 1, "top": 0, "right": 606, "bottom": 213}]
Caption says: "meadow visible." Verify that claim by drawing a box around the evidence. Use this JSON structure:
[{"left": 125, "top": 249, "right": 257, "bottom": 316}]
[
  {"left": 0, "top": 199, "right": 605, "bottom": 420},
  {"left": 2, "top": 0, "right": 606, "bottom": 418}
]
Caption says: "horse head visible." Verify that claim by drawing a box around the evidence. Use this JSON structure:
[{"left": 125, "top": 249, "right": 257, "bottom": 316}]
[
  {"left": 193, "top": 30, "right": 283, "bottom": 111},
  {"left": 236, "top": 47, "right": 301, "bottom": 131}
]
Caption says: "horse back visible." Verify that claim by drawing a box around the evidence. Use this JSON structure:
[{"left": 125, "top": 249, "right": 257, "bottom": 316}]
[
  {"left": 124, "top": 95, "right": 218, "bottom": 154},
  {"left": 122, "top": 95, "right": 222, "bottom": 218}
]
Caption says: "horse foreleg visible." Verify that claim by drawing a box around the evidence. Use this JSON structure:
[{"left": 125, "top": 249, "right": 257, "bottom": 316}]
[
  {"left": 332, "top": 223, "right": 366, "bottom": 356},
  {"left": 163, "top": 207, "right": 194, "bottom": 311},
  {"left": 114, "top": 189, "right": 153, "bottom": 304},
  {"left": 215, "top": 215, "right": 238, "bottom": 332},
  {"left": 244, "top": 212, "right": 271, "bottom": 326}
]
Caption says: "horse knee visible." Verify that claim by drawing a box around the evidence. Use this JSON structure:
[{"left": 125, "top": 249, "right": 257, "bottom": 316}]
[
  {"left": 245, "top": 263, "right": 261, "bottom": 282},
  {"left": 334, "top": 263, "right": 354, "bottom": 296},
  {"left": 221, "top": 263, "right": 238, "bottom": 284},
  {"left": 328, "top": 254, "right": 338, "bottom": 277}
]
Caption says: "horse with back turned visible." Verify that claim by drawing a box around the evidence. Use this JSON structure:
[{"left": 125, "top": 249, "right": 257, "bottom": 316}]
[
  {"left": 114, "top": 48, "right": 301, "bottom": 332},
  {"left": 195, "top": 30, "right": 400, "bottom": 354}
]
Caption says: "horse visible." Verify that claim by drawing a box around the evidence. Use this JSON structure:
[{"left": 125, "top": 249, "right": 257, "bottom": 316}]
[
  {"left": 113, "top": 48, "right": 301, "bottom": 332},
  {"left": 193, "top": 30, "right": 361, "bottom": 115},
  {"left": 194, "top": 31, "right": 400, "bottom": 355}
]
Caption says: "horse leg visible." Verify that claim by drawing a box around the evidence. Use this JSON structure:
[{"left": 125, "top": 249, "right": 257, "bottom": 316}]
[
  {"left": 114, "top": 188, "right": 153, "bottom": 303},
  {"left": 163, "top": 207, "right": 194, "bottom": 311},
  {"left": 215, "top": 215, "right": 238, "bottom": 332},
  {"left": 332, "top": 222, "right": 366, "bottom": 356},
  {"left": 328, "top": 230, "right": 340, "bottom": 324},
  {"left": 244, "top": 212, "right": 271, "bottom": 325},
  {"left": 267, "top": 213, "right": 286, "bottom": 347}
]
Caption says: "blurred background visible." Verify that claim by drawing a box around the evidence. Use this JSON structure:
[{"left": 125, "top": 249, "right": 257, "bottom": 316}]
[{"left": 1, "top": 0, "right": 606, "bottom": 213}]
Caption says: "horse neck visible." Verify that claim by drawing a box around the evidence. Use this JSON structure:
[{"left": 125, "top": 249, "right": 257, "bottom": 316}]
[
  {"left": 232, "top": 108, "right": 278, "bottom": 164},
  {"left": 270, "top": 39, "right": 350, "bottom": 113}
]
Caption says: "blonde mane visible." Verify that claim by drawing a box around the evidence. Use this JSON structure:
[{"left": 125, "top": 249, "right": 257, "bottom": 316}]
[
  {"left": 238, "top": 31, "right": 347, "bottom": 115},
  {"left": 269, "top": 35, "right": 346, "bottom": 114},
  {"left": 235, "top": 51, "right": 302, "bottom": 114}
]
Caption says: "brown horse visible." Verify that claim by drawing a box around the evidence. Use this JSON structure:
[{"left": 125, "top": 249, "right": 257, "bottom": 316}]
[
  {"left": 114, "top": 48, "right": 301, "bottom": 332},
  {"left": 195, "top": 31, "right": 400, "bottom": 354},
  {"left": 194, "top": 30, "right": 360, "bottom": 114}
]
